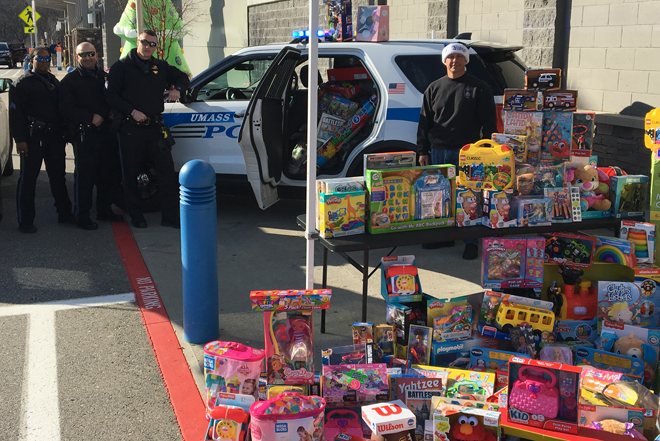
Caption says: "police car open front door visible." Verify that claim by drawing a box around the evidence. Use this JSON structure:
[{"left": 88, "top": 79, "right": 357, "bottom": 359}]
[{"left": 238, "top": 47, "right": 301, "bottom": 210}]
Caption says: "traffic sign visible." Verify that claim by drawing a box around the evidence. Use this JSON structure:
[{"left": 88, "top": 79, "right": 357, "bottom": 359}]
[
  {"left": 24, "top": 27, "right": 35, "bottom": 34},
  {"left": 19, "top": 6, "right": 41, "bottom": 26}
]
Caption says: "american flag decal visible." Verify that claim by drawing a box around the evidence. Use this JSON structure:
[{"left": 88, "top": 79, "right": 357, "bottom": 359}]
[{"left": 388, "top": 83, "right": 405, "bottom": 94}]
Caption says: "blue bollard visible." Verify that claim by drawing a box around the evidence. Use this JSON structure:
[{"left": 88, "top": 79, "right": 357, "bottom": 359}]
[{"left": 179, "top": 159, "right": 219, "bottom": 344}]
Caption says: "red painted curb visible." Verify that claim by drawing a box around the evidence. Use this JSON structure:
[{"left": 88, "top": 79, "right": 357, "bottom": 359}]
[{"left": 112, "top": 220, "right": 207, "bottom": 440}]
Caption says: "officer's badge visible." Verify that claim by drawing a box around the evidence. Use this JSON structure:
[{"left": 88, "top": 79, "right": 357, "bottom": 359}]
[{"left": 151, "top": 65, "right": 158, "bottom": 74}]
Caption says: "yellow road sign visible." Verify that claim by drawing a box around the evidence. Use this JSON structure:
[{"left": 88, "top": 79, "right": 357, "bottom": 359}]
[
  {"left": 24, "top": 27, "right": 35, "bottom": 34},
  {"left": 19, "top": 6, "right": 41, "bottom": 26}
]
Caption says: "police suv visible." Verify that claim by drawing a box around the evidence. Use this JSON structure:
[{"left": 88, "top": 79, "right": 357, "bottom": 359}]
[{"left": 165, "top": 39, "right": 527, "bottom": 208}]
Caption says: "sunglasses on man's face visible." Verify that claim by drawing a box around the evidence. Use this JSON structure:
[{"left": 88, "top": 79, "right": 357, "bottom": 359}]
[
  {"left": 139, "top": 39, "right": 157, "bottom": 48},
  {"left": 78, "top": 51, "right": 96, "bottom": 58},
  {"left": 35, "top": 56, "right": 51, "bottom": 62}
]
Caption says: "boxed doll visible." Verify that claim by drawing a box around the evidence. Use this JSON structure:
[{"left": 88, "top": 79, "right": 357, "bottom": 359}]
[
  {"left": 374, "top": 324, "right": 395, "bottom": 362},
  {"left": 455, "top": 187, "right": 483, "bottom": 227},
  {"left": 515, "top": 195, "right": 552, "bottom": 227},
  {"left": 431, "top": 330, "right": 498, "bottom": 368},
  {"left": 571, "top": 111, "right": 595, "bottom": 156},
  {"left": 503, "top": 111, "right": 543, "bottom": 163},
  {"left": 481, "top": 237, "right": 544, "bottom": 289},
  {"left": 620, "top": 220, "right": 656, "bottom": 263},
  {"left": 407, "top": 325, "right": 432, "bottom": 366},
  {"left": 431, "top": 399, "right": 500, "bottom": 441},
  {"left": 610, "top": 175, "right": 649, "bottom": 219},
  {"left": 541, "top": 111, "right": 573, "bottom": 161},
  {"left": 482, "top": 189, "right": 517, "bottom": 228},
  {"left": 264, "top": 311, "right": 315, "bottom": 385}
]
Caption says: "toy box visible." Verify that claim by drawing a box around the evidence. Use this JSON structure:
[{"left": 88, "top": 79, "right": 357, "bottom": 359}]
[
  {"left": 374, "top": 324, "right": 395, "bottom": 362},
  {"left": 457, "top": 139, "right": 514, "bottom": 190},
  {"left": 541, "top": 233, "right": 596, "bottom": 267},
  {"left": 645, "top": 107, "right": 660, "bottom": 149},
  {"left": 610, "top": 175, "right": 649, "bottom": 219},
  {"left": 477, "top": 291, "right": 554, "bottom": 342},
  {"left": 266, "top": 385, "right": 308, "bottom": 400},
  {"left": 621, "top": 221, "right": 656, "bottom": 263},
  {"left": 392, "top": 374, "right": 447, "bottom": 438},
  {"left": 264, "top": 311, "right": 315, "bottom": 385},
  {"left": 492, "top": 133, "right": 528, "bottom": 163},
  {"left": 322, "top": 344, "right": 371, "bottom": 365},
  {"left": 455, "top": 187, "right": 483, "bottom": 227},
  {"left": 327, "top": 67, "right": 372, "bottom": 82},
  {"left": 353, "top": 323, "right": 374, "bottom": 345},
  {"left": 427, "top": 297, "right": 473, "bottom": 342},
  {"left": 482, "top": 189, "right": 517, "bottom": 228},
  {"left": 594, "top": 235, "right": 637, "bottom": 267},
  {"left": 431, "top": 400, "right": 501, "bottom": 441},
  {"left": 327, "top": 0, "right": 353, "bottom": 41},
  {"left": 249, "top": 393, "right": 325, "bottom": 441},
  {"left": 363, "top": 151, "right": 416, "bottom": 177},
  {"left": 652, "top": 149, "right": 660, "bottom": 224},
  {"left": 469, "top": 347, "right": 530, "bottom": 371},
  {"left": 578, "top": 405, "right": 648, "bottom": 439},
  {"left": 548, "top": 317, "right": 599, "bottom": 345},
  {"left": 503, "top": 89, "right": 541, "bottom": 112},
  {"left": 507, "top": 357, "right": 580, "bottom": 434},
  {"left": 432, "top": 395, "right": 503, "bottom": 412},
  {"left": 431, "top": 331, "right": 498, "bottom": 368},
  {"left": 503, "top": 111, "right": 543, "bottom": 163},
  {"left": 355, "top": 5, "right": 389, "bottom": 42},
  {"left": 544, "top": 187, "right": 581, "bottom": 223},
  {"left": 575, "top": 346, "right": 645, "bottom": 383},
  {"left": 571, "top": 112, "right": 595, "bottom": 157},
  {"left": 325, "top": 406, "right": 371, "bottom": 440},
  {"left": 317, "top": 177, "right": 365, "bottom": 194},
  {"left": 381, "top": 255, "right": 423, "bottom": 303},
  {"left": 515, "top": 161, "right": 565, "bottom": 196},
  {"left": 409, "top": 366, "right": 496, "bottom": 401},
  {"left": 525, "top": 68, "right": 561, "bottom": 91},
  {"left": 542, "top": 90, "right": 578, "bottom": 112},
  {"left": 205, "top": 404, "right": 250, "bottom": 441},
  {"left": 407, "top": 325, "right": 432, "bottom": 366},
  {"left": 541, "top": 111, "right": 573, "bottom": 161},
  {"left": 515, "top": 196, "right": 552, "bottom": 227},
  {"left": 366, "top": 165, "right": 455, "bottom": 234},
  {"left": 319, "top": 190, "right": 366, "bottom": 238},
  {"left": 322, "top": 363, "right": 389, "bottom": 405},
  {"left": 361, "top": 400, "right": 416, "bottom": 436},
  {"left": 481, "top": 237, "right": 545, "bottom": 289},
  {"left": 597, "top": 280, "right": 660, "bottom": 327},
  {"left": 318, "top": 112, "right": 347, "bottom": 148},
  {"left": 250, "top": 289, "right": 332, "bottom": 312}
]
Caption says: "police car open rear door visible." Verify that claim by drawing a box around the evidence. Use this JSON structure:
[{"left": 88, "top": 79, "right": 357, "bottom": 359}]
[{"left": 238, "top": 47, "right": 301, "bottom": 209}]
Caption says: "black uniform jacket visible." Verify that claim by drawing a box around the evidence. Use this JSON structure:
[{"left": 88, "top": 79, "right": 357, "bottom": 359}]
[
  {"left": 105, "top": 49, "right": 190, "bottom": 119},
  {"left": 59, "top": 66, "right": 112, "bottom": 124},
  {"left": 9, "top": 70, "right": 63, "bottom": 143}
]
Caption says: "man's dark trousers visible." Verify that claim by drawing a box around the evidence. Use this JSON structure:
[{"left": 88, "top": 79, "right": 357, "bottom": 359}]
[
  {"left": 117, "top": 123, "right": 178, "bottom": 221},
  {"left": 73, "top": 125, "right": 121, "bottom": 221},
  {"left": 16, "top": 130, "right": 72, "bottom": 225}
]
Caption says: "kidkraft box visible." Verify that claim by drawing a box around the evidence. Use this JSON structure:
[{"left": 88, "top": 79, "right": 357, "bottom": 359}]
[
  {"left": 571, "top": 112, "right": 595, "bottom": 157},
  {"left": 525, "top": 68, "right": 561, "bottom": 91},
  {"left": 366, "top": 165, "right": 455, "bottom": 234},
  {"left": 455, "top": 187, "right": 483, "bottom": 227},
  {"left": 431, "top": 331, "right": 499, "bottom": 368},
  {"left": 478, "top": 291, "right": 554, "bottom": 342},
  {"left": 610, "top": 175, "right": 649, "bottom": 219},
  {"left": 363, "top": 151, "right": 416, "bottom": 177},
  {"left": 503, "top": 111, "right": 543, "bottom": 163},
  {"left": 319, "top": 190, "right": 366, "bottom": 238},
  {"left": 575, "top": 346, "right": 645, "bottom": 384},
  {"left": 249, "top": 393, "right": 325, "bottom": 441},
  {"left": 541, "top": 111, "right": 573, "bottom": 161},
  {"left": 503, "top": 89, "right": 541, "bottom": 112},
  {"left": 482, "top": 189, "right": 517, "bottom": 228},
  {"left": 457, "top": 139, "right": 514, "bottom": 190},
  {"left": 362, "top": 400, "right": 416, "bottom": 436},
  {"left": 481, "top": 237, "right": 545, "bottom": 289},
  {"left": 597, "top": 280, "right": 660, "bottom": 328},
  {"left": 507, "top": 357, "right": 581, "bottom": 434},
  {"left": 355, "top": 5, "right": 389, "bottom": 42},
  {"left": 431, "top": 399, "right": 500, "bottom": 441},
  {"left": 381, "top": 255, "right": 423, "bottom": 303},
  {"left": 492, "top": 133, "right": 528, "bottom": 163},
  {"left": 621, "top": 221, "right": 656, "bottom": 263}
]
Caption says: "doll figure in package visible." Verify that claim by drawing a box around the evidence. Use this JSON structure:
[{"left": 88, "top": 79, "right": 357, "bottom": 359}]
[{"left": 265, "top": 312, "right": 315, "bottom": 384}]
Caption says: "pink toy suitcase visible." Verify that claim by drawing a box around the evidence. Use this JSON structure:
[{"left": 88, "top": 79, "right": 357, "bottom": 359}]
[
  {"left": 250, "top": 392, "right": 326, "bottom": 441},
  {"left": 509, "top": 366, "right": 559, "bottom": 419}
]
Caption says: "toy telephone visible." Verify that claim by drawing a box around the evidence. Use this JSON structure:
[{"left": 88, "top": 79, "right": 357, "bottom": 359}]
[
  {"left": 385, "top": 264, "right": 419, "bottom": 295},
  {"left": 208, "top": 405, "right": 249, "bottom": 441}
]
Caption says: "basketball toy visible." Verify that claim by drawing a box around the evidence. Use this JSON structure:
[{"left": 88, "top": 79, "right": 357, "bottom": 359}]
[{"left": 628, "top": 229, "right": 649, "bottom": 259}]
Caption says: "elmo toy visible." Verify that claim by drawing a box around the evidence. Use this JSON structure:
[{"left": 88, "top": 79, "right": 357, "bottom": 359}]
[{"left": 448, "top": 415, "right": 496, "bottom": 441}]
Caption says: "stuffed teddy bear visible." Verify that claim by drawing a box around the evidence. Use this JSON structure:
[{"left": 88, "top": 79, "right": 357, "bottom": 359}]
[
  {"left": 603, "top": 332, "right": 657, "bottom": 386},
  {"left": 591, "top": 419, "right": 646, "bottom": 439},
  {"left": 565, "top": 164, "right": 612, "bottom": 211}
]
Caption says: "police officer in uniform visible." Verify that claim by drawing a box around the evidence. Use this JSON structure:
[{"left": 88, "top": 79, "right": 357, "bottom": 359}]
[
  {"left": 105, "top": 29, "right": 189, "bottom": 229},
  {"left": 60, "top": 42, "right": 124, "bottom": 230},
  {"left": 10, "top": 47, "right": 74, "bottom": 233}
]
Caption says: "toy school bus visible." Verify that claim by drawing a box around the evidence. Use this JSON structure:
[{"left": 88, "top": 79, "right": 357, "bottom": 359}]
[{"left": 495, "top": 302, "right": 555, "bottom": 334}]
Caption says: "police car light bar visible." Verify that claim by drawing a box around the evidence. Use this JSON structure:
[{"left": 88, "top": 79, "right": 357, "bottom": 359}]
[{"left": 292, "top": 29, "right": 326, "bottom": 39}]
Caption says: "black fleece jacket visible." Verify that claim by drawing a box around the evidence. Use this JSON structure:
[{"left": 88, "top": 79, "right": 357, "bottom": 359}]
[
  {"left": 9, "top": 70, "right": 62, "bottom": 143},
  {"left": 416, "top": 73, "right": 497, "bottom": 156},
  {"left": 59, "top": 66, "right": 112, "bottom": 124}
]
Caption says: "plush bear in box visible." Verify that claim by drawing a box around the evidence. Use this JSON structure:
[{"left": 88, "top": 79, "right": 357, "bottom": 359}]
[{"left": 565, "top": 164, "right": 611, "bottom": 211}]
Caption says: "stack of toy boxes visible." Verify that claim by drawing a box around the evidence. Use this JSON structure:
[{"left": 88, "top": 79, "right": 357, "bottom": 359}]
[
  {"left": 366, "top": 165, "right": 455, "bottom": 234},
  {"left": 317, "top": 177, "right": 366, "bottom": 238}
]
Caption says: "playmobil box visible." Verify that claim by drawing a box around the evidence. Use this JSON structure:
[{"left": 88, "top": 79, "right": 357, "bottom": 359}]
[
  {"left": 503, "top": 111, "right": 543, "bottom": 163},
  {"left": 355, "top": 5, "right": 389, "bottom": 42},
  {"left": 503, "top": 89, "right": 541, "bottom": 112},
  {"left": 541, "top": 111, "right": 573, "bottom": 161},
  {"left": 381, "top": 255, "right": 423, "bottom": 303},
  {"left": 481, "top": 237, "right": 544, "bottom": 289},
  {"left": 455, "top": 187, "right": 483, "bottom": 227},
  {"left": 249, "top": 289, "right": 332, "bottom": 311},
  {"left": 366, "top": 165, "right": 456, "bottom": 234},
  {"left": 507, "top": 357, "right": 581, "bottom": 434},
  {"left": 482, "top": 189, "right": 518, "bottom": 228},
  {"left": 477, "top": 291, "right": 554, "bottom": 342},
  {"left": 525, "top": 68, "right": 561, "bottom": 91},
  {"left": 431, "top": 331, "right": 498, "bottom": 368},
  {"left": 542, "top": 90, "right": 578, "bottom": 112},
  {"left": 492, "top": 133, "right": 528, "bottom": 163},
  {"left": 571, "top": 111, "right": 595, "bottom": 157},
  {"left": 575, "top": 346, "right": 645, "bottom": 384},
  {"left": 597, "top": 281, "right": 660, "bottom": 328},
  {"left": 578, "top": 405, "right": 649, "bottom": 440},
  {"left": 621, "top": 221, "right": 656, "bottom": 264},
  {"left": 319, "top": 190, "right": 366, "bottom": 238},
  {"left": 361, "top": 400, "right": 416, "bottom": 435},
  {"left": 610, "top": 175, "right": 649, "bottom": 219},
  {"left": 430, "top": 399, "right": 501, "bottom": 441},
  {"left": 363, "top": 151, "right": 416, "bottom": 177}
]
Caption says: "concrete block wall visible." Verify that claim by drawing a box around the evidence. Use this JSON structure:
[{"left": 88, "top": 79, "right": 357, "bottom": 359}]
[
  {"left": 567, "top": 0, "right": 660, "bottom": 114},
  {"left": 593, "top": 123, "right": 650, "bottom": 176},
  {"left": 457, "top": 0, "right": 524, "bottom": 46},
  {"left": 389, "top": 0, "right": 431, "bottom": 40}
]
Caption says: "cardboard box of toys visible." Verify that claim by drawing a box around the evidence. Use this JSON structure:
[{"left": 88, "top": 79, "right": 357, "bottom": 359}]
[
  {"left": 381, "top": 255, "right": 423, "bottom": 303},
  {"left": 482, "top": 189, "right": 517, "bottom": 228},
  {"left": 455, "top": 187, "right": 483, "bottom": 227},
  {"left": 620, "top": 221, "right": 656, "bottom": 264},
  {"left": 431, "top": 398, "right": 501, "bottom": 441},
  {"left": 481, "top": 237, "right": 545, "bottom": 289},
  {"left": 507, "top": 357, "right": 581, "bottom": 434},
  {"left": 363, "top": 151, "right": 416, "bottom": 177},
  {"left": 366, "top": 165, "right": 455, "bottom": 234},
  {"left": 610, "top": 175, "right": 649, "bottom": 219}
]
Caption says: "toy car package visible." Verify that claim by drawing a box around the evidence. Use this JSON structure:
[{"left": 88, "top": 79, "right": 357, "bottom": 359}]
[
  {"left": 503, "top": 89, "right": 541, "bottom": 111},
  {"left": 542, "top": 90, "right": 578, "bottom": 111},
  {"left": 525, "top": 68, "right": 561, "bottom": 91}
]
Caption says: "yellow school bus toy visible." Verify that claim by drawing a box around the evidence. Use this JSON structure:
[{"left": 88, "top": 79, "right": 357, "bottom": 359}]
[{"left": 495, "top": 302, "right": 555, "bottom": 334}]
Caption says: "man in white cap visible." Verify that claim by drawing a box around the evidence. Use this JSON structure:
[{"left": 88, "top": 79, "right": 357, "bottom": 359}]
[{"left": 416, "top": 42, "right": 497, "bottom": 260}]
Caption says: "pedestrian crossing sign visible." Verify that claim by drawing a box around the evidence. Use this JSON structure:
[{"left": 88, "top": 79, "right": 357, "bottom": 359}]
[{"left": 24, "top": 27, "right": 35, "bottom": 34}]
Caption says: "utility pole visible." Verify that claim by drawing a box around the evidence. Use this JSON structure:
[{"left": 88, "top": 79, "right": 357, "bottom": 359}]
[
  {"left": 136, "top": 0, "right": 144, "bottom": 35},
  {"left": 32, "top": 0, "right": 38, "bottom": 46}
]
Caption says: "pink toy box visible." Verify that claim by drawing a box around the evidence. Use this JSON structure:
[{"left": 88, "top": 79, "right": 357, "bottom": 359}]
[
  {"left": 264, "top": 311, "right": 315, "bottom": 385},
  {"left": 203, "top": 341, "right": 264, "bottom": 419},
  {"left": 249, "top": 392, "right": 325, "bottom": 441},
  {"left": 481, "top": 237, "right": 544, "bottom": 289},
  {"left": 250, "top": 289, "right": 332, "bottom": 312},
  {"left": 507, "top": 358, "right": 581, "bottom": 434},
  {"left": 355, "top": 6, "right": 389, "bottom": 42}
]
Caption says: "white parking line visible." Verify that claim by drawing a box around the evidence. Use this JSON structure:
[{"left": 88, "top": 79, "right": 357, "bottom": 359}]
[
  {"left": 13, "top": 69, "right": 22, "bottom": 77},
  {"left": 0, "top": 293, "right": 135, "bottom": 441}
]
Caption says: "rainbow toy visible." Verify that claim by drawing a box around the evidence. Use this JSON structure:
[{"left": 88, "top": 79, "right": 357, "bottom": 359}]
[
  {"left": 594, "top": 235, "right": 637, "bottom": 268},
  {"left": 620, "top": 221, "right": 656, "bottom": 264},
  {"left": 595, "top": 245, "right": 629, "bottom": 265},
  {"left": 628, "top": 229, "right": 649, "bottom": 259}
]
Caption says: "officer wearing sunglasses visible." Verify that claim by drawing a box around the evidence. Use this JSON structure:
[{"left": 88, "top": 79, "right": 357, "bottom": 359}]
[
  {"left": 59, "top": 42, "right": 125, "bottom": 231},
  {"left": 105, "top": 29, "right": 190, "bottom": 229},
  {"left": 9, "top": 47, "right": 74, "bottom": 233}
]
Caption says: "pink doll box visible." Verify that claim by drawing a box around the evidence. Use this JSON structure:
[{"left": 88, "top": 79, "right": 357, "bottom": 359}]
[
  {"left": 264, "top": 311, "right": 315, "bottom": 385},
  {"left": 250, "top": 289, "right": 332, "bottom": 312},
  {"left": 539, "top": 344, "right": 573, "bottom": 365},
  {"left": 355, "top": 6, "right": 389, "bottom": 42},
  {"left": 481, "top": 237, "right": 544, "bottom": 289},
  {"left": 203, "top": 341, "right": 264, "bottom": 419},
  {"left": 249, "top": 392, "right": 325, "bottom": 441},
  {"left": 361, "top": 400, "right": 416, "bottom": 435},
  {"left": 322, "top": 363, "right": 389, "bottom": 405},
  {"left": 507, "top": 358, "right": 581, "bottom": 434}
]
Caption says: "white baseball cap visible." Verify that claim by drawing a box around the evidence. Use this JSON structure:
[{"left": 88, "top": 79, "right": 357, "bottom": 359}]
[{"left": 442, "top": 43, "right": 469, "bottom": 64}]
